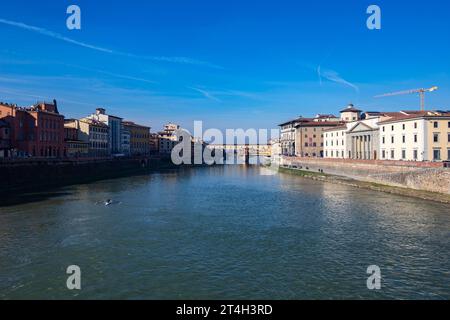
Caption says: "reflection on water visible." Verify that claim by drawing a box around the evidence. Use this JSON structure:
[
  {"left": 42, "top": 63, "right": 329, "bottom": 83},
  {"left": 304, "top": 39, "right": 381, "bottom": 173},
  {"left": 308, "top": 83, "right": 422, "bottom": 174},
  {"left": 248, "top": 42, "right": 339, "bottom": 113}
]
[{"left": 0, "top": 166, "right": 449, "bottom": 299}]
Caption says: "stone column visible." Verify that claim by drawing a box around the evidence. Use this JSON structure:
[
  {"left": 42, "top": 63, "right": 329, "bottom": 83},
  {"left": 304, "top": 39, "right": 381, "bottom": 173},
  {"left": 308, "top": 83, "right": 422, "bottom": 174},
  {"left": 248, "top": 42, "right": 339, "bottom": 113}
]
[{"left": 364, "top": 135, "right": 368, "bottom": 160}]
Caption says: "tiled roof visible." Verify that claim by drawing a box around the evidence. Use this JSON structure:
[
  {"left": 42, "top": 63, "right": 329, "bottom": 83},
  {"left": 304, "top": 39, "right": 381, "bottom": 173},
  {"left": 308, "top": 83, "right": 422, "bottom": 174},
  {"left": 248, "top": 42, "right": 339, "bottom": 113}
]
[
  {"left": 278, "top": 117, "right": 313, "bottom": 126},
  {"left": 378, "top": 111, "right": 450, "bottom": 124},
  {"left": 123, "top": 121, "right": 151, "bottom": 129},
  {"left": 296, "top": 120, "right": 344, "bottom": 128}
]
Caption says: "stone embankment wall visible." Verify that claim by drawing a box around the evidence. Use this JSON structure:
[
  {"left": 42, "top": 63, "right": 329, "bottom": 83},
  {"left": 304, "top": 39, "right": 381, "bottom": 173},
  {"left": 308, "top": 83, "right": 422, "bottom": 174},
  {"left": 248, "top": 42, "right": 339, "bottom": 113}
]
[
  {"left": 281, "top": 157, "right": 450, "bottom": 195},
  {"left": 0, "top": 157, "right": 174, "bottom": 193}
]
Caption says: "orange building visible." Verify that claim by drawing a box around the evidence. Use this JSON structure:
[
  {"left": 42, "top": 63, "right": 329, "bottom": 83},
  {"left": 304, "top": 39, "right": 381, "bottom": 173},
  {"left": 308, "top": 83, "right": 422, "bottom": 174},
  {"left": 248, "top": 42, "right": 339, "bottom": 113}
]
[{"left": 295, "top": 115, "right": 343, "bottom": 157}]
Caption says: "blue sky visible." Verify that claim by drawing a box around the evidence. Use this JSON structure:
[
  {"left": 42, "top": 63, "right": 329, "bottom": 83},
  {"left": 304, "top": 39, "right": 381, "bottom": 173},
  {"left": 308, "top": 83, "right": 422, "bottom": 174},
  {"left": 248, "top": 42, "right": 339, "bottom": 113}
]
[{"left": 0, "top": 0, "right": 449, "bottom": 133}]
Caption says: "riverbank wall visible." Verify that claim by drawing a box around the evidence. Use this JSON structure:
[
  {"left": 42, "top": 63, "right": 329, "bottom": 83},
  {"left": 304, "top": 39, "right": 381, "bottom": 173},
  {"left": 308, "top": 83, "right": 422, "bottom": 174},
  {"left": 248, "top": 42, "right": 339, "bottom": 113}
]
[
  {"left": 0, "top": 157, "right": 177, "bottom": 193},
  {"left": 280, "top": 157, "right": 450, "bottom": 196}
]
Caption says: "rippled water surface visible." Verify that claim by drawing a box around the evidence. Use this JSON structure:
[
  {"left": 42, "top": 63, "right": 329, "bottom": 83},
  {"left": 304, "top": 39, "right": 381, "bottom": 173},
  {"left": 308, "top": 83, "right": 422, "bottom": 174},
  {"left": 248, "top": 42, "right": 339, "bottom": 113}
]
[{"left": 0, "top": 166, "right": 449, "bottom": 299}]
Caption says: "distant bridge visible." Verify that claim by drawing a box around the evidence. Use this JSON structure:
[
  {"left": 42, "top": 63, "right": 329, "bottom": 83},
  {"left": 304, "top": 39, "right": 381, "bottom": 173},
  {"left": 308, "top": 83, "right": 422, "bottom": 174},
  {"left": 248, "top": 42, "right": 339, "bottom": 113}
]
[{"left": 206, "top": 144, "right": 272, "bottom": 156}]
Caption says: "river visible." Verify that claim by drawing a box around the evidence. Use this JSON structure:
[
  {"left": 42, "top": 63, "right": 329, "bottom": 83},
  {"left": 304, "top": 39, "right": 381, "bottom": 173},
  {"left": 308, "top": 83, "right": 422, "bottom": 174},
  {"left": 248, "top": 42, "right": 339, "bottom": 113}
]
[{"left": 0, "top": 166, "right": 449, "bottom": 299}]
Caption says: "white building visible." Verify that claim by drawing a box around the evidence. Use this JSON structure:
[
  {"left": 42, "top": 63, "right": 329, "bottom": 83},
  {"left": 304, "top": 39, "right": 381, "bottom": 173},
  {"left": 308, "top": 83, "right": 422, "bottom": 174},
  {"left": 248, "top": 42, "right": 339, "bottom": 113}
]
[
  {"left": 324, "top": 105, "right": 403, "bottom": 160},
  {"left": 87, "top": 108, "right": 123, "bottom": 155},
  {"left": 324, "top": 124, "right": 349, "bottom": 159},
  {"left": 324, "top": 105, "right": 362, "bottom": 159},
  {"left": 121, "top": 123, "right": 131, "bottom": 156},
  {"left": 378, "top": 111, "right": 450, "bottom": 162},
  {"left": 279, "top": 118, "right": 301, "bottom": 156},
  {"left": 159, "top": 123, "right": 181, "bottom": 155}
]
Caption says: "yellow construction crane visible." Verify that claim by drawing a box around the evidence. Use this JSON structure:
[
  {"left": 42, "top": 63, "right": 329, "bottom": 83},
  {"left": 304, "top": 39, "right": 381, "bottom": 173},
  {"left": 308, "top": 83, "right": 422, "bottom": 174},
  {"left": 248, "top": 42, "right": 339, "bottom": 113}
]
[{"left": 375, "top": 86, "right": 439, "bottom": 111}]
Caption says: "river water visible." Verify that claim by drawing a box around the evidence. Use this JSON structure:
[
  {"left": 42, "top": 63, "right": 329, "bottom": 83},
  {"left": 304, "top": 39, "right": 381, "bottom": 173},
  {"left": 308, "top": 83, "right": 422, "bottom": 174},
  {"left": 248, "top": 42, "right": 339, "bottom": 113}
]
[{"left": 0, "top": 166, "right": 449, "bottom": 299}]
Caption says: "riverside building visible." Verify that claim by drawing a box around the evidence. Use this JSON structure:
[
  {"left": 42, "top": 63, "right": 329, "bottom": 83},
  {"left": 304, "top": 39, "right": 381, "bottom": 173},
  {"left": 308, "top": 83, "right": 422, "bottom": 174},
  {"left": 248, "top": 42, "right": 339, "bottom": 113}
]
[
  {"left": 0, "top": 100, "right": 65, "bottom": 158},
  {"left": 378, "top": 110, "right": 450, "bottom": 162},
  {"left": 294, "top": 114, "right": 342, "bottom": 158},
  {"left": 87, "top": 108, "right": 123, "bottom": 155},
  {"left": 123, "top": 121, "right": 151, "bottom": 156}
]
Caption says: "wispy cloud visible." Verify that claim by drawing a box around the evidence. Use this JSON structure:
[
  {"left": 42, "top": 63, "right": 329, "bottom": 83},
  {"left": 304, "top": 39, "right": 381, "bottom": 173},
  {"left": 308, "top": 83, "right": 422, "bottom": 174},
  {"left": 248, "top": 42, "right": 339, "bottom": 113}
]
[
  {"left": 187, "top": 87, "right": 222, "bottom": 102},
  {"left": 186, "top": 86, "right": 261, "bottom": 102},
  {"left": 0, "top": 18, "right": 222, "bottom": 69},
  {"left": 317, "top": 65, "right": 359, "bottom": 93},
  {"left": 63, "top": 64, "right": 158, "bottom": 85}
]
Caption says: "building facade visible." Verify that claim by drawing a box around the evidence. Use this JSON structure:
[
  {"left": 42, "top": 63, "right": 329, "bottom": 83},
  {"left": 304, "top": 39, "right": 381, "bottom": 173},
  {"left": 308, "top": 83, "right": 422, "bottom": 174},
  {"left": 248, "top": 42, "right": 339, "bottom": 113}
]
[
  {"left": 324, "top": 106, "right": 400, "bottom": 160},
  {"left": 87, "top": 108, "right": 122, "bottom": 155},
  {"left": 279, "top": 118, "right": 299, "bottom": 156},
  {"left": 379, "top": 111, "right": 450, "bottom": 162},
  {"left": 66, "top": 118, "right": 110, "bottom": 158},
  {"left": 324, "top": 125, "right": 348, "bottom": 159},
  {"left": 295, "top": 115, "right": 342, "bottom": 157},
  {"left": 121, "top": 124, "right": 131, "bottom": 156},
  {"left": 149, "top": 133, "right": 160, "bottom": 154},
  {"left": 0, "top": 119, "right": 11, "bottom": 158},
  {"left": 0, "top": 101, "right": 65, "bottom": 158},
  {"left": 64, "top": 124, "right": 89, "bottom": 158},
  {"left": 123, "top": 121, "right": 151, "bottom": 156},
  {"left": 159, "top": 123, "right": 180, "bottom": 155}
]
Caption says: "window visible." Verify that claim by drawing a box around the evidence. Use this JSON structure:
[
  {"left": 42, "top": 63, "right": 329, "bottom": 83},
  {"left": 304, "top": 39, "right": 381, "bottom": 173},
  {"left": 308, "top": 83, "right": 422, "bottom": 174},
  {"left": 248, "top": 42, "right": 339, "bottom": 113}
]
[
  {"left": 402, "top": 124, "right": 406, "bottom": 130},
  {"left": 433, "top": 133, "right": 439, "bottom": 143},
  {"left": 391, "top": 136, "right": 394, "bottom": 144},
  {"left": 413, "top": 150, "right": 418, "bottom": 160},
  {"left": 402, "top": 135, "right": 406, "bottom": 143},
  {"left": 391, "top": 125, "right": 394, "bottom": 131},
  {"left": 448, "top": 149, "right": 450, "bottom": 161},
  {"left": 402, "top": 150, "right": 406, "bottom": 159},
  {"left": 391, "top": 150, "right": 395, "bottom": 159},
  {"left": 448, "top": 122, "right": 450, "bottom": 129},
  {"left": 414, "top": 134, "right": 418, "bottom": 143},
  {"left": 433, "top": 122, "right": 438, "bottom": 128},
  {"left": 433, "top": 149, "right": 441, "bottom": 161},
  {"left": 414, "top": 122, "right": 418, "bottom": 129},
  {"left": 448, "top": 133, "right": 450, "bottom": 143},
  {"left": 382, "top": 150, "right": 386, "bottom": 159},
  {"left": 382, "top": 126, "right": 385, "bottom": 132},
  {"left": 382, "top": 136, "right": 385, "bottom": 144}
]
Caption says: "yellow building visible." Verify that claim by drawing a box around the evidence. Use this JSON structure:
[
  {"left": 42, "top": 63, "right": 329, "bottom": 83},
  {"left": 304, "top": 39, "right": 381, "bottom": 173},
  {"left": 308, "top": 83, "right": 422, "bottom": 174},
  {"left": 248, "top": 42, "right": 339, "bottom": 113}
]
[{"left": 123, "top": 121, "right": 151, "bottom": 156}]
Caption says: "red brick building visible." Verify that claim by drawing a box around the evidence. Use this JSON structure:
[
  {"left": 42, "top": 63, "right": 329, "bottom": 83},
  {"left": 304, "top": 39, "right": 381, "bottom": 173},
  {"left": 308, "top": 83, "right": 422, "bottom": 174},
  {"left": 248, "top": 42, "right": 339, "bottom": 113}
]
[{"left": 0, "top": 100, "right": 65, "bottom": 158}]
